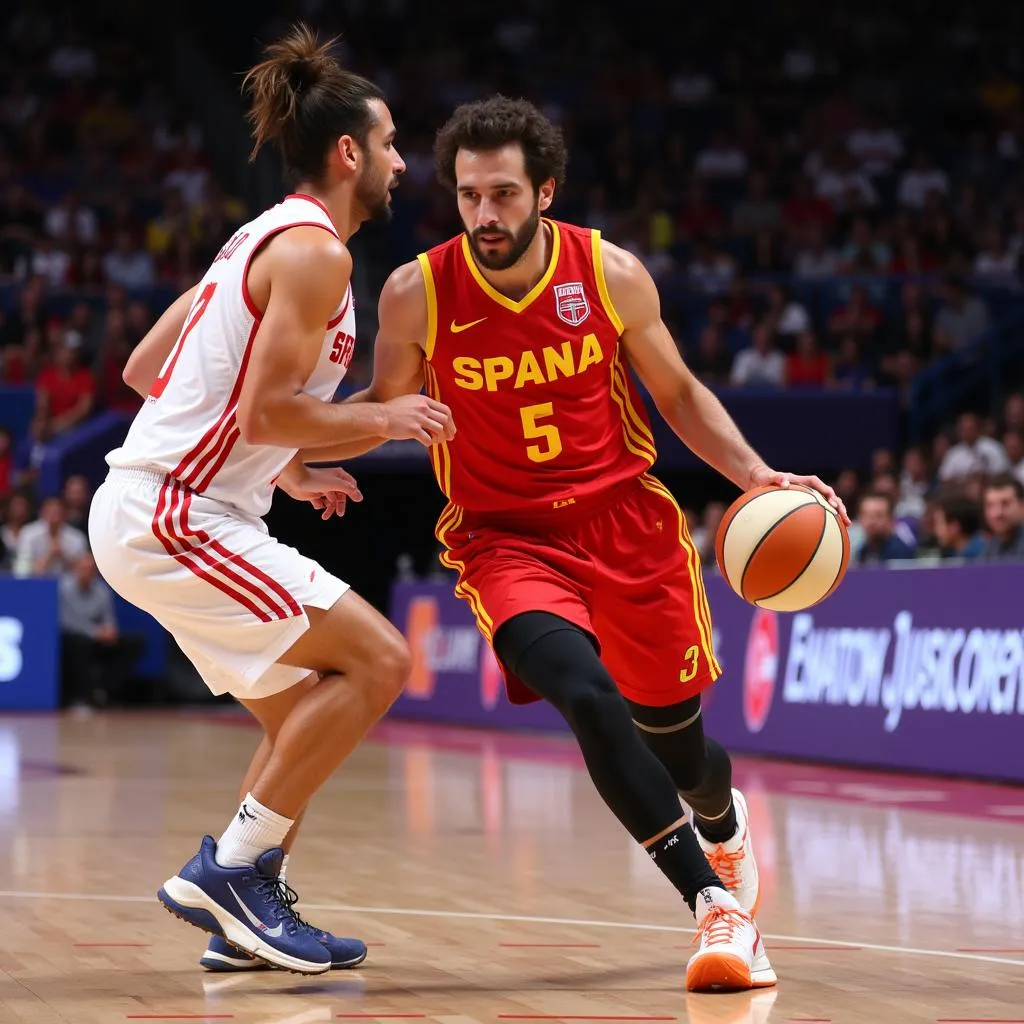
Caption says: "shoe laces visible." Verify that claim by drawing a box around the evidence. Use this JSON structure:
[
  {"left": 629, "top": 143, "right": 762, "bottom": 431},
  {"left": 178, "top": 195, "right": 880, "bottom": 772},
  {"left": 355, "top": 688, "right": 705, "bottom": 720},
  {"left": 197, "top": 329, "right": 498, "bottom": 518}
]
[
  {"left": 252, "top": 876, "right": 310, "bottom": 935},
  {"left": 693, "top": 906, "right": 749, "bottom": 949},
  {"left": 705, "top": 843, "right": 744, "bottom": 889}
]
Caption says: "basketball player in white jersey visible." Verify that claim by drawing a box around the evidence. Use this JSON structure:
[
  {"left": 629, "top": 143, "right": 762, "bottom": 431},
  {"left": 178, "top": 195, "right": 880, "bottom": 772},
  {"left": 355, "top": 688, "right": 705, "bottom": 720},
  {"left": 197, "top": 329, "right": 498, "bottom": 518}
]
[{"left": 89, "top": 25, "right": 453, "bottom": 976}]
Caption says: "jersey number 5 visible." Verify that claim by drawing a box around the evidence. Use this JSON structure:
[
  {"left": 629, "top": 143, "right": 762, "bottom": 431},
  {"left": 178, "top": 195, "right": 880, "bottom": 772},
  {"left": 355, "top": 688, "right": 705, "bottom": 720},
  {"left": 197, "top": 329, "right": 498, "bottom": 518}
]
[
  {"left": 520, "top": 402, "right": 563, "bottom": 463},
  {"left": 149, "top": 281, "right": 217, "bottom": 399}
]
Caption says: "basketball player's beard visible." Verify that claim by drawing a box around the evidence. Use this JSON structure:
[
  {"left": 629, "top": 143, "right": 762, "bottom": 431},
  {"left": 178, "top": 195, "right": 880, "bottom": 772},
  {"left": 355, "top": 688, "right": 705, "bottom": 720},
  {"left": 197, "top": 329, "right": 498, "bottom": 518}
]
[
  {"left": 356, "top": 169, "right": 394, "bottom": 224},
  {"left": 469, "top": 206, "right": 541, "bottom": 271}
]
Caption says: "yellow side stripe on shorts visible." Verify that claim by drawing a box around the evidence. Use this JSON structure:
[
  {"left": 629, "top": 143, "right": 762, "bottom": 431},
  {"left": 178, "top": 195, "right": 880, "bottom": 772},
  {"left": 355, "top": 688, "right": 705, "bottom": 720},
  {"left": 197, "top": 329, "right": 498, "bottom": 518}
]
[
  {"left": 639, "top": 474, "right": 721, "bottom": 678},
  {"left": 434, "top": 504, "right": 494, "bottom": 641}
]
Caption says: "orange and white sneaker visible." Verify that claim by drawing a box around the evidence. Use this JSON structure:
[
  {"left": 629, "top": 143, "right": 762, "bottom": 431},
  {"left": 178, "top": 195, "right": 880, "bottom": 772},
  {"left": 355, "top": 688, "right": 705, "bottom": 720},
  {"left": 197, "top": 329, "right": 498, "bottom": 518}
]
[
  {"left": 692, "top": 788, "right": 760, "bottom": 914},
  {"left": 685, "top": 887, "right": 777, "bottom": 993}
]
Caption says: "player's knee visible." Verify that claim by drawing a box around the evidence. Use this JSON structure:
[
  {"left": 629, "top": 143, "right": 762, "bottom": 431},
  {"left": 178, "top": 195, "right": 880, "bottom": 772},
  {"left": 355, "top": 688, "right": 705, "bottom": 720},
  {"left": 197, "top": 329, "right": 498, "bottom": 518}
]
[
  {"left": 561, "top": 671, "right": 627, "bottom": 739},
  {"left": 369, "top": 631, "right": 411, "bottom": 714}
]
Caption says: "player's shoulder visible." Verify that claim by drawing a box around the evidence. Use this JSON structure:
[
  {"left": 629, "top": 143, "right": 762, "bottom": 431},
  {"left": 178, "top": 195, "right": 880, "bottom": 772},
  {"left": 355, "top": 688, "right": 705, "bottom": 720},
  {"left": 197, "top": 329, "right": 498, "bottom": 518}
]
[
  {"left": 593, "top": 234, "right": 648, "bottom": 284},
  {"left": 378, "top": 258, "right": 429, "bottom": 338},
  {"left": 262, "top": 225, "right": 352, "bottom": 293},
  {"left": 381, "top": 257, "right": 427, "bottom": 303}
]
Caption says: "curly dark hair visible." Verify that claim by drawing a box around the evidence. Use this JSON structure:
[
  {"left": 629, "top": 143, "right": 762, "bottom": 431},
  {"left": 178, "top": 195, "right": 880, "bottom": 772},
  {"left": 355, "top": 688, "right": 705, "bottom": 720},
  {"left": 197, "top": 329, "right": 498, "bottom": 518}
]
[{"left": 434, "top": 95, "right": 568, "bottom": 194}]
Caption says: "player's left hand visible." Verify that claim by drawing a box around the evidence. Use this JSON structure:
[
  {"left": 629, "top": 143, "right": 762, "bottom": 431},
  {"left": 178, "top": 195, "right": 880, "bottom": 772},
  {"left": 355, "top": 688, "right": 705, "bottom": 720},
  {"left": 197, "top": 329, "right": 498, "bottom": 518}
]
[
  {"left": 281, "top": 466, "right": 363, "bottom": 520},
  {"left": 749, "top": 465, "right": 851, "bottom": 526}
]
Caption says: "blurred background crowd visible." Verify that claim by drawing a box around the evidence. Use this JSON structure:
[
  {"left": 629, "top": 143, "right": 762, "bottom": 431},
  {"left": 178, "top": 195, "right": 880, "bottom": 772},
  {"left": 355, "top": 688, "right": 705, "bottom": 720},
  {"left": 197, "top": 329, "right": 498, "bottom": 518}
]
[{"left": 2, "top": 0, "right": 1024, "bottom": 704}]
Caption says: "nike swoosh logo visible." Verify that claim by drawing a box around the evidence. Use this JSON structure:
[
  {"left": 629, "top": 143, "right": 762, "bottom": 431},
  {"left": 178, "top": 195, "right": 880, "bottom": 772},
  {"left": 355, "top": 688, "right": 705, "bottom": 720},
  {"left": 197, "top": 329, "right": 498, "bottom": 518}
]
[
  {"left": 450, "top": 317, "right": 487, "bottom": 333},
  {"left": 227, "top": 882, "right": 284, "bottom": 938}
]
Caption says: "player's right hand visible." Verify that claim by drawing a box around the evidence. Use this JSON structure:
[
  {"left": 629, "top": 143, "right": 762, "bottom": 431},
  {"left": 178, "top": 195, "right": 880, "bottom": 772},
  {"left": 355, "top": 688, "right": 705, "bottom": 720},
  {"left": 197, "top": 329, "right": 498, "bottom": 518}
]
[{"left": 382, "top": 394, "right": 456, "bottom": 446}]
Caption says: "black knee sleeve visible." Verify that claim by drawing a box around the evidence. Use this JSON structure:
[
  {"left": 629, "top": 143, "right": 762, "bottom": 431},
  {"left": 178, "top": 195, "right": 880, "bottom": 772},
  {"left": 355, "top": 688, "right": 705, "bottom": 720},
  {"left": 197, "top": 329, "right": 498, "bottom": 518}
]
[
  {"left": 495, "top": 613, "right": 686, "bottom": 842},
  {"left": 628, "top": 698, "right": 733, "bottom": 819}
]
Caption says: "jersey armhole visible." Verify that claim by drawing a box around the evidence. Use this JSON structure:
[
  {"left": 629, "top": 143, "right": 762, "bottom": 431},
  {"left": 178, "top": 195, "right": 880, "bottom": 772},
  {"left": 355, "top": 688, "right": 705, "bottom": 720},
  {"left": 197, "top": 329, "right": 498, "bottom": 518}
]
[
  {"left": 591, "top": 230, "right": 625, "bottom": 336},
  {"left": 416, "top": 252, "right": 439, "bottom": 361}
]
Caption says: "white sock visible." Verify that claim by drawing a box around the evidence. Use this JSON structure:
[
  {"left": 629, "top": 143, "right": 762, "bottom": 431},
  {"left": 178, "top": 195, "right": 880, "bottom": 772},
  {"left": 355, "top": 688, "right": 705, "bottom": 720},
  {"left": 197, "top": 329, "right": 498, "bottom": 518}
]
[
  {"left": 215, "top": 793, "right": 294, "bottom": 868},
  {"left": 279, "top": 853, "right": 290, "bottom": 885}
]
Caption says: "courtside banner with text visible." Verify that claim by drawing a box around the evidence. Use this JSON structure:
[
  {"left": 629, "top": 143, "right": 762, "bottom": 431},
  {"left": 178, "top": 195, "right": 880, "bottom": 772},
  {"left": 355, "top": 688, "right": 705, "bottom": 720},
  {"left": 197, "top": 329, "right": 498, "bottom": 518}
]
[
  {"left": 0, "top": 577, "right": 60, "bottom": 710},
  {"left": 390, "top": 565, "right": 1024, "bottom": 782},
  {"left": 702, "top": 562, "right": 1024, "bottom": 783}
]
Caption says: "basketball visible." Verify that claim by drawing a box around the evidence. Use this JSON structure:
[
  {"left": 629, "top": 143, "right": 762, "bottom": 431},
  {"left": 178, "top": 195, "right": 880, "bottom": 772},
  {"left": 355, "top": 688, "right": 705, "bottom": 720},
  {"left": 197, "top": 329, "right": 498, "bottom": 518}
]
[{"left": 715, "top": 484, "right": 850, "bottom": 612}]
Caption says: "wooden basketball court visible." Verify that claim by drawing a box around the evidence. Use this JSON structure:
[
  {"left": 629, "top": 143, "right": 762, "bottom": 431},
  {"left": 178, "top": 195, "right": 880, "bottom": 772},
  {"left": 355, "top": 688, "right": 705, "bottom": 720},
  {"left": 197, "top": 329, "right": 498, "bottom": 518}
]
[{"left": 0, "top": 710, "right": 1021, "bottom": 1023}]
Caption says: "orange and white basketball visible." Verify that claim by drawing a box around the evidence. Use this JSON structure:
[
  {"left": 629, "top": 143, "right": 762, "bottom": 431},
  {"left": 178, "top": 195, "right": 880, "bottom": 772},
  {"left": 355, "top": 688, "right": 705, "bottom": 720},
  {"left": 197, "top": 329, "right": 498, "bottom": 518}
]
[{"left": 715, "top": 484, "right": 849, "bottom": 612}]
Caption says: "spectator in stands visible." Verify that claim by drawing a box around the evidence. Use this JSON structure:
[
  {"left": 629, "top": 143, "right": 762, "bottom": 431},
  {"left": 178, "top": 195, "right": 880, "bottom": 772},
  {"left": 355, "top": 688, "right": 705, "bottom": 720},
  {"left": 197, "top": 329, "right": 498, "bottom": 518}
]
[
  {"left": 1002, "top": 430, "right": 1024, "bottom": 485},
  {"left": 730, "top": 322, "right": 786, "bottom": 388},
  {"left": 973, "top": 224, "right": 1019, "bottom": 287},
  {"left": 933, "top": 493, "right": 986, "bottom": 560},
  {"left": 694, "top": 132, "right": 749, "bottom": 180},
  {"left": 62, "top": 474, "right": 91, "bottom": 533},
  {"left": 764, "top": 284, "right": 811, "bottom": 343},
  {"left": 897, "top": 150, "right": 951, "bottom": 209},
  {"left": 938, "top": 411, "right": 1010, "bottom": 481},
  {"left": 687, "top": 325, "right": 733, "bottom": 386},
  {"left": 847, "top": 109, "right": 904, "bottom": 178},
  {"left": 980, "top": 474, "right": 1024, "bottom": 560},
  {"left": 838, "top": 216, "right": 892, "bottom": 273},
  {"left": 1002, "top": 392, "right": 1024, "bottom": 434},
  {"left": 730, "top": 170, "right": 782, "bottom": 236},
  {"left": 686, "top": 237, "right": 736, "bottom": 295},
  {"left": 59, "top": 551, "right": 144, "bottom": 707},
  {"left": 102, "top": 230, "right": 156, "bottom": 290},
  {"left": 871, "top": 448, "right": 896, "bottom": 476},
  {"left": 833, "top": 468, "right": 861, "bottom": 511},
  {"left": 829, "top": 335, "right": 875, "bottom": 390},
  {"left": 854, "top": 491, "right": 917, "bottom": 564},
  {"left": 814, "top": 147, "right": 878, "bottom": 211},
  {"left": 933, "top": 275, "right": 991, "bottom": 353},
  {"left": 897, "top": 445, "right": 932, "bottom": 520},
  {"left": 828, "top": 283, "right": 883, "bottom": 345},
  {"left": 32, "top": 340, "right": 96, "bottom": 441},
  {"left": 13, "top": 495, "right": 87, "bottom": 578},
  {"left": 786, "top": 329, "right": 829, "bottom": 387},
  {"left": 0, "top": 492, "right": 32, "bottom": 572}
]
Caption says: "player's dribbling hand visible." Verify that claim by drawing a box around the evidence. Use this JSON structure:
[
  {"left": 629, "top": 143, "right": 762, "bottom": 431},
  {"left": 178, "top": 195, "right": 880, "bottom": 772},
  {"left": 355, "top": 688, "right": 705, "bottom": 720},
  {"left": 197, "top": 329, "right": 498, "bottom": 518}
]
[
  {"left": 282, "top": 466, "right": 363, "bottom": 520},
  {"left": 749, "top": 465, "right": 851, "bottom": 526},
  {"left": 382, "top": 394, "right": 456, "bottom": 446}
]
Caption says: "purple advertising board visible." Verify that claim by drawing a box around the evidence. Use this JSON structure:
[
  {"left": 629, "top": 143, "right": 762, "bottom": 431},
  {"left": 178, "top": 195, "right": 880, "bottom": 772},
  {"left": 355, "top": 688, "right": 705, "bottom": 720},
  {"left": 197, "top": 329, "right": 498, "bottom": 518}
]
[{"left": 388, "top": 563, "right": 1024, "bottom": 783}]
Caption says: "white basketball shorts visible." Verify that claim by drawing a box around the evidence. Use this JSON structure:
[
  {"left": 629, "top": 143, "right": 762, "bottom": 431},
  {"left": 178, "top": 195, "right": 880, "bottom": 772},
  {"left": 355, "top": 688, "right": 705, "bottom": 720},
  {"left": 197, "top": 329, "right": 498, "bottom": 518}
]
[{"left": 89, "top": 467, "right": 349, "bottom": 700}]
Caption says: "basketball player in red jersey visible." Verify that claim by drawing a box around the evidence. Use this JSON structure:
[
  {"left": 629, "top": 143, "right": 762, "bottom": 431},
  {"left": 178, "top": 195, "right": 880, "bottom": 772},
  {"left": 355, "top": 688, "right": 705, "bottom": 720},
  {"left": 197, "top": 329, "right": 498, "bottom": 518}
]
[{"left": 358, "top": 98, "right": 849, "bottom": 992}]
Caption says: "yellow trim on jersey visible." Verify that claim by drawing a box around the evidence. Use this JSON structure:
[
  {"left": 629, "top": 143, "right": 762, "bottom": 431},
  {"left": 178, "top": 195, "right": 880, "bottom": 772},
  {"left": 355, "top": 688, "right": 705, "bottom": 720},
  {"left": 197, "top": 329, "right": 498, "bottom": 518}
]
[
  {"left": 591, "top": 230, "right": 625, "bottom": 335},
  {"left": 435, "top": 503, "right": 494, "bottom": 642},
  {"left": 638, "top": 474, "right": 721, "bottom": 678},
  {"left": 610, "top": 382, "right": 657, "bottom": 465},
  {"left": 611, "top": 349, "right": 658, "bottom": 453},
  {"left": 416, "top": 253, "right": 439, "bottom": 361},
  {"left": 422, "top": 363, "right": 451, "bottom": 496},
  {"left": 460, "top": 220, "right": 562, "bottom": 314}
]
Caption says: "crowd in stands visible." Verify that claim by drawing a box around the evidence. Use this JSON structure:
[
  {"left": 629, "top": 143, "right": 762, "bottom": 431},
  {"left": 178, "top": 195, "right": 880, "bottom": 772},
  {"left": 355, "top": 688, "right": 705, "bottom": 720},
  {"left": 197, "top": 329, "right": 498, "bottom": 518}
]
[
  {"left": 5, "top": 0, "right": 1024, "bottom": 607},
  {"left": 687, "top": 392, "right": 1024, "bottom": 569},
  {"left": 0, "top": 3, "right": 248, "bottom": 474}
]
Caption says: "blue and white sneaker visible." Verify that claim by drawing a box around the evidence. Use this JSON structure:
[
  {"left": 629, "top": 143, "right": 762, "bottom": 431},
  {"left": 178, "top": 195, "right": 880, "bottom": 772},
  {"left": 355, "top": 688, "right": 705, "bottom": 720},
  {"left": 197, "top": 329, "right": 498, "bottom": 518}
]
[
  {"left": 158, "top": 836, "right": 331, "bottom": 975},
  {"left": 200, "top": 929, "right": 368, "bottom": 972}
]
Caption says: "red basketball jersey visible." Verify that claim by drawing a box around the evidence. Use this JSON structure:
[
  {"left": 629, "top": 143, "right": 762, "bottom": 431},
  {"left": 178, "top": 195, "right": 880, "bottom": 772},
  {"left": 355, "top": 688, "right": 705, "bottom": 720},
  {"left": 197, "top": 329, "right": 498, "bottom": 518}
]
[{"left": 420, "top": 220, "right": 657, "bottom": 516}]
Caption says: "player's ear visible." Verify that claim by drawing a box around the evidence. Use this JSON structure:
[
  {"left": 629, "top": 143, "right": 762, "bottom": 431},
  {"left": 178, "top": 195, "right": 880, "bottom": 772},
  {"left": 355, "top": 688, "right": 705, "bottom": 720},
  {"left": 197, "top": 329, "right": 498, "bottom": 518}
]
[
  {"left": 538, "top": 179, "right": 555, "bottom": 211},
  {"left": 335, "top": 135, "right": 359, "bottom": 174}
]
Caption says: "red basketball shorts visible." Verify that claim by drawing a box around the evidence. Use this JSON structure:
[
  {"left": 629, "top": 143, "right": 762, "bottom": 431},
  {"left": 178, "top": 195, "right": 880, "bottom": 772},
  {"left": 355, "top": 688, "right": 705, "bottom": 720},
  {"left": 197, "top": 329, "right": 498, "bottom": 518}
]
[{"left": 436, "top": 473, "right": 722, "bottom": 708}]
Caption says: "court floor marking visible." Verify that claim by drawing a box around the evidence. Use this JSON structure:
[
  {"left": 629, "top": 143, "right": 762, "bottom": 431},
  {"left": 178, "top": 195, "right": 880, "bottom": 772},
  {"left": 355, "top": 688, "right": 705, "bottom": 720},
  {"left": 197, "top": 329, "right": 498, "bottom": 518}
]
[{"left": 0, "top": 889, "right": 1022, "bottom": 969}]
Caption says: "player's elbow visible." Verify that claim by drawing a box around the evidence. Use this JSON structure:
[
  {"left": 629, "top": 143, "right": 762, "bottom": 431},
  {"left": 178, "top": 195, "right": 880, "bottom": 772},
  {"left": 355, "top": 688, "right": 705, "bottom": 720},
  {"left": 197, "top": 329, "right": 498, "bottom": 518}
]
[
  {"left": 236, "top": 403, "right": 271, "bottom": 446},
  {"left": 236, "top": 392, "right": 278, "bottom": 446},
  {"left": 121, "top": 358, "right": 148, "bottom": 396}
]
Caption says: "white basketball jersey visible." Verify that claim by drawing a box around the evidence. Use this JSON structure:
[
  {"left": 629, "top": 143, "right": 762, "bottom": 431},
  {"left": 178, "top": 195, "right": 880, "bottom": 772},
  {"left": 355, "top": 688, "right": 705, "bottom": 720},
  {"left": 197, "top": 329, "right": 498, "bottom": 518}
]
[{"left": 108, "top": 193, "right": 358, "bottom": 519}]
